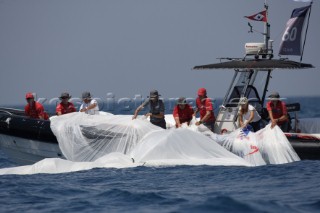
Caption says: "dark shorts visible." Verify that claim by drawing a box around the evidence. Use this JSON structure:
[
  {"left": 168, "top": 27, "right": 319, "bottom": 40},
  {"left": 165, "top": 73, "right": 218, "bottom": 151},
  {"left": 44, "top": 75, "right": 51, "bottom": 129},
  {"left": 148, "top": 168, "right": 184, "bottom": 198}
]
[
  {"left": 279, "top": 121, "right": 290, "bottom": 132},
  {"left": 151, "top": 119, "right": 166, "bottom": 129},
  {"left": 250, "top": 120, "right": 261, "bottom": 132},
  {"left": 203, "top": 121, "right": 214, "bottom": 132}
]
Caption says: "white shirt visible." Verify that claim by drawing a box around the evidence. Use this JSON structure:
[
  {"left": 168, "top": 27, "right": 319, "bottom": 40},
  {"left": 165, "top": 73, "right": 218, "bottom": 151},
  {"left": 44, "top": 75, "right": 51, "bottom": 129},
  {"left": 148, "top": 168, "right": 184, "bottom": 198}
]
[
  {"left": 80, "top": 99, "right": 99, "bottom": 115},
  {"left": 239, "top": 104, "right": 261, "bottom": 123}
]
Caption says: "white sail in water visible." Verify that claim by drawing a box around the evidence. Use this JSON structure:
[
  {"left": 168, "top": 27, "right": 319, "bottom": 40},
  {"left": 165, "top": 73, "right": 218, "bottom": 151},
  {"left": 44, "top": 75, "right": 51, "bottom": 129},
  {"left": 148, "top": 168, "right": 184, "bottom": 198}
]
[
  {"left": 50, "top": 112, "right": 162, "bottom": 162},
  {"left": 279, "top": 5, "right": 311, "bottom": 56}
]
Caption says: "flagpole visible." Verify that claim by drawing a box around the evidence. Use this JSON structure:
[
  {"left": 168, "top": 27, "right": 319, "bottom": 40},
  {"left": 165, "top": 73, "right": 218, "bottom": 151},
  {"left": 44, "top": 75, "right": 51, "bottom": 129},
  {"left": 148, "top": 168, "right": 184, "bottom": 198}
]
[
  {"left": 264, "top": 1, "right": 270, "bottom": 58},
  {"left": 300, "top": 1, "right": 313, "bottom": 63}
]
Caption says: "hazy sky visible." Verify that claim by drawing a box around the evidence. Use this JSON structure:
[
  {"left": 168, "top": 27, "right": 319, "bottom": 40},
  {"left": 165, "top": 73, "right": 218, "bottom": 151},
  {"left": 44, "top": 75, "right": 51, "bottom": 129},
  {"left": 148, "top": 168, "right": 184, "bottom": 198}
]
[{"left": 0, "top": 0, "right": 319, "bottom": 105}]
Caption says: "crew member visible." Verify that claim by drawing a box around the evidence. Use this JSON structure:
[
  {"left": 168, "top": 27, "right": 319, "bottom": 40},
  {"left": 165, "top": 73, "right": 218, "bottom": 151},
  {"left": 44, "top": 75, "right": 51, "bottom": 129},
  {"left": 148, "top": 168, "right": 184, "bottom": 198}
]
[
  {"left": 132, "top": 89, "right": 166, "bottom": 129},
  {"left": 238, "top": 97, "right": 261, "bottom": 132},
  {"left": 56, "top": 92, "right": 76, "bottom": 116},
  {"left": 194, "top": 88, "right": 215, "bottom": 131},
  {"left": 266, "top": 91, "right": 290, "bottom": 132},
  {"left": 79, "top": 91, "right": 99, "bottom": 115},
  {"left": 173, "top": 97, "right": 194, "bottom": 128},
  {"left": 24, "top": 92, "right": 49, "bottom": 120}
]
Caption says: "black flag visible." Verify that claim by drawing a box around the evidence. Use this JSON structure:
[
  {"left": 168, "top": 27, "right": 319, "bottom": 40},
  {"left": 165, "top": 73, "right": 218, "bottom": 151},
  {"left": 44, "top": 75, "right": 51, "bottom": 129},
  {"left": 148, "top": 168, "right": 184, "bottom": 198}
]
[{"left": 279, "top": 5, "right": 311, "bottom": 56}]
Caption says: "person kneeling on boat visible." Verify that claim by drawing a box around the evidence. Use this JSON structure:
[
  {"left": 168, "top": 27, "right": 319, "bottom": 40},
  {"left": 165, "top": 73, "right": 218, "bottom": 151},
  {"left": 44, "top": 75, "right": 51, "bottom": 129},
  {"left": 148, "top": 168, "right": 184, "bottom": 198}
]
[
  {"left": 132, "top": 89, "right": 166, "bottom": 129},
  {"left": 238, "top": 97, "right": 261, "bottom": 132},
  {"left": 194, "top": 88, "right": 215, "bottom": 131},
  {"left": 173, "top": 97, "right": 194, "bottom": 128},
  {"left": 56, "top": 92, "right": 76, "bottom": 116},
  {"left": 79, "top": 91, "right": 99, "bottom": 115},
  {"left": 266, "top": 91, "right": 290, "bottom": 132},
  {"left": 24, "top": 92, "right": 49, "bottom": 120}
]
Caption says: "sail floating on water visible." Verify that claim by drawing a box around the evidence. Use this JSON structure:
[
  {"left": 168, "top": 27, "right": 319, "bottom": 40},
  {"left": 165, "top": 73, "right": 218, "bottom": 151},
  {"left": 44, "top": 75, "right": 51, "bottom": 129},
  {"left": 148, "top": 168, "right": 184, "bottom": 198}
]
[{"left": 279, "top": 5, "right": 311, "bottom": 56}]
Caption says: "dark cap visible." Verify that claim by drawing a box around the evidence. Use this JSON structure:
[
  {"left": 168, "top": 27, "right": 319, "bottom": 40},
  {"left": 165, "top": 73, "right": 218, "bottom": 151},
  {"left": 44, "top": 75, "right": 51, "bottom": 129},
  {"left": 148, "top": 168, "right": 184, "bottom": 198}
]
[
  {"left": 82, "top": 91, "right": 91, "bottom": 99},
  {"left": 177, "top": 97, "right": 187, "bottom": 105},
  {"left": 59, "top": 92, "right": 71, "bottom": 99},
  {"left": 149, "top": 89, "right": 160, "bottom": 98},
  {"left": 268, "top": 91, "right": 280, "bottom": 100}
]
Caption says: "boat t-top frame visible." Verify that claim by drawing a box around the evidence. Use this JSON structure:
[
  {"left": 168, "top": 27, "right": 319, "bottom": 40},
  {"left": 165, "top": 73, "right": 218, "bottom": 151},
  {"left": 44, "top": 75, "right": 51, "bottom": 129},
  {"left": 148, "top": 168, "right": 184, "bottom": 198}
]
[{"left": 193, "top": 1, "right": 314, "bottom": 134}]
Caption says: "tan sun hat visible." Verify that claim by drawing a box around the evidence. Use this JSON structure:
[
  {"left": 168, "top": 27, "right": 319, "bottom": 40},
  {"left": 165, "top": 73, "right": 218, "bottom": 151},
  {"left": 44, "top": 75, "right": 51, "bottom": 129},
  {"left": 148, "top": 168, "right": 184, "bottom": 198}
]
[{"left": 239, "top": 97, "right": 248, "bottom": 105}]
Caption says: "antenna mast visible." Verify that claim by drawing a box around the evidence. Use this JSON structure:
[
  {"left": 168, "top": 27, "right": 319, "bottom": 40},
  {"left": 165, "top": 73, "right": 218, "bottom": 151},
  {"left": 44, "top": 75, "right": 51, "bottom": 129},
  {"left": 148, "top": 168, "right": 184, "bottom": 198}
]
[{"left": 264, "top": 0, "right": 270, "bottom": 58}]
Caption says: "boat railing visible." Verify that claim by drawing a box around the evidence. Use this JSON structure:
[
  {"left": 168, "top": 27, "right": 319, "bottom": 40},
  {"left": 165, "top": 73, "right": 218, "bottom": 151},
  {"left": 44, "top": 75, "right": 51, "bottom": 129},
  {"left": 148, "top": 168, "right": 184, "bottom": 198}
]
[{"left": 286, "top": 103, "right": 301, "bottom": 133}]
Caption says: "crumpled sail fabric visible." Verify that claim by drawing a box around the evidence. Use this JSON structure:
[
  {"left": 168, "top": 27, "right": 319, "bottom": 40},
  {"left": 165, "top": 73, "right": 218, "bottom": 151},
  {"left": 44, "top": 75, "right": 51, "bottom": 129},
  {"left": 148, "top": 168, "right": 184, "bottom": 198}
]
[
  {"left": 211, "top": 124, "right": 300, "bottom": 165},
  {"left": 0, "top": 128, "right": 251, "bottom": 175},
  {"left": 50, "top": 112, "right": 161, "bottom": 162},
  {"left": 0, "top": 153, "right": 140, "bottom": 175},
  {"left": 211, "top": 130, "right": 266, "bottom": 166},
  {"left": 255, "top": 125, "right": 300, "bottom": 164},
  {"left": 131, "top": 128, "right": 251, "bottom": 167},
  {"left": 164, "top": 114, "right": 299, "bottom": 165},
  {"left": 165, "top": 115, "right": 265, "bottom": 166},
  {"left": 0, "top": 117, "right": 253, "bottom": 175}
]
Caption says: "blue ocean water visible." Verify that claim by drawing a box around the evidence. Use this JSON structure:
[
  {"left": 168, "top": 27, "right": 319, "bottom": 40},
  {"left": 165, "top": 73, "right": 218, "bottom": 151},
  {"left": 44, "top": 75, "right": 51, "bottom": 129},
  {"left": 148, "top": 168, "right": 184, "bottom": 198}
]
[
  {"left": 1, "top": 159, "right": 320, "bottom": 213},
  {"left": 1, "top": 96, "right": 320, "bottom": 213}
]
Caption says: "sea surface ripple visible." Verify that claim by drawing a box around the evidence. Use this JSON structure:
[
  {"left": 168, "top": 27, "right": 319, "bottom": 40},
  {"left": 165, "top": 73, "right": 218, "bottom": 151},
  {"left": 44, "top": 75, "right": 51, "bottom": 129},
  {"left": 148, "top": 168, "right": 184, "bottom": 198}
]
[{"left": 1, "top": 156, "right": 320, "bottom": 213}]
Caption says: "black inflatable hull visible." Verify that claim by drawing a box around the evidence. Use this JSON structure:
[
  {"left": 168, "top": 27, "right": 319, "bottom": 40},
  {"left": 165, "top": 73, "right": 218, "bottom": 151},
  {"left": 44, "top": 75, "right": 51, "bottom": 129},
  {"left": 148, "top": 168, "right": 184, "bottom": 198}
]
[{"left": 0, "top": 108, "right": 62, "bottom": 165}]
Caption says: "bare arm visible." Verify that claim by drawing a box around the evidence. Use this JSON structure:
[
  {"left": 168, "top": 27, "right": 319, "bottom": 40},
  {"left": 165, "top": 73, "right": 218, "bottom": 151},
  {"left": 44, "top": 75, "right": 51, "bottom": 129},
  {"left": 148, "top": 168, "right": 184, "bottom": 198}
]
[
  {"left": 174, "top": 116, "right": 181, "bottom": 128},
  {"left": 196, "top": 110, "right": 211, "bottom": 126},
  {"left": 132, "top": 105, "right": 143, "bottom": 119},
  {"left": 277, "top": 114, "right": 288, "bottom": 122},
  {"left": 268, "top": 110, "right": 277, "bottom": 129},
  {"left": 193, "top": 108, "right": 199, "bottom": 117},
  {"left": 201, "top": 110, "right": 212, "bottom": 123},
  {"left": 247, "top": 111, "right": 254, "bottom": 123},
  {"left": 146, "top": 112, "right": 164, "bottom": 119},
  {"left": 80, "top": 101, "right": 97, "bottom": 112},
  {"left": 238, "top": 111, "right": 244, "bottom": 127},
  {"left": 87, "top": 102, "right": 97, "bottom": 110},
  {"left": 268, "top": 110, "right": 288, "bottom": 129}
]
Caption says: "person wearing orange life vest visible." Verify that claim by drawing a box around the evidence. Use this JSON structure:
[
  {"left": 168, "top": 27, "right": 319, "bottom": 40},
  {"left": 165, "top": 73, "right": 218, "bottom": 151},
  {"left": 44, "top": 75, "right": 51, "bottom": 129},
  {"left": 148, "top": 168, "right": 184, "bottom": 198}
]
[
  {"left": 24, "top": 92, "right": 49, "bottom": 120},
  {"left": 194, "top": 88, "right": 215, "bottom": 131},
  {"left": 173, "top": 97, "right": 194, "bottom": 128},
  {"left": 56, "top": 92, "right": 76, "bottom": 116},
  {"left": 266, "top": 91, "right": 290, "bottom": 132}
]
